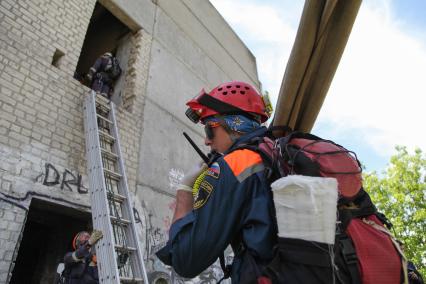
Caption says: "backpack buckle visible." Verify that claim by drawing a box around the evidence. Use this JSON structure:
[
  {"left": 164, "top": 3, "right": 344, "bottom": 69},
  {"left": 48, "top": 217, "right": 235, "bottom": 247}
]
[
  {"left": 264, "top": 167, "right": 273, "bottom": 180},
  {"left": 340, "top": 237, "right": 358, "bottom": 265},
  {"left": 339, "top": 234, "right": 362, "bottom": 283}
]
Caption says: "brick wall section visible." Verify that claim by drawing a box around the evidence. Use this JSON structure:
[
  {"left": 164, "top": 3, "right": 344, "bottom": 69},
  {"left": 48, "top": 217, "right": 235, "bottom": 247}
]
[
  {"left": 0, "top": 0, "right": 151, "bottom": 281},
  {"left": 0, "top": 201, "right": 26, "bottom": 283},
  {"left": 0, "top": 0, "right": 97, "bottom": 183},
  {"left": 0, "top": 0, "right": 95, "bottom": 281},
  {"left": 117, "top": 29, "right": 152, "bottom": 194}
]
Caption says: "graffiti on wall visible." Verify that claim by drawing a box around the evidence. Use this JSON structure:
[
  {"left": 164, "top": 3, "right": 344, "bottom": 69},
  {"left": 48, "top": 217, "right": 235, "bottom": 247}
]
[
  {"left": 35, "top": 163, "right": 88, "bottom": 193},
  {"left": 168, "top": 168, "right": 184, "bottom": 191}
]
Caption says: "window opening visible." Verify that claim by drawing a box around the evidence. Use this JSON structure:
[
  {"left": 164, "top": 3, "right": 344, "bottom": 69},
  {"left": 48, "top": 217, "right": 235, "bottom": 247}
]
[{"left": 51, "top": 49, "right": 65, "bottom": 68}]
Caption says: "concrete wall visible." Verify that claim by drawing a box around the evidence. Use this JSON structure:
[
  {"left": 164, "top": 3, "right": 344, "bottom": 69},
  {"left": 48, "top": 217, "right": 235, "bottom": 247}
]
[{"left": 0, "top": 0, "right": 259, "bottom": 282}]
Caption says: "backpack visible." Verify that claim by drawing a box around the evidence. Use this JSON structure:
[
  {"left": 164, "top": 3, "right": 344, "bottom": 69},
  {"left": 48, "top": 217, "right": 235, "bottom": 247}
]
[
  {"left": 106, "top": 57, "right": 122, "bottom": 79},
  {"left": 236, "top": 128, "right": 406, "bottom": 284}
]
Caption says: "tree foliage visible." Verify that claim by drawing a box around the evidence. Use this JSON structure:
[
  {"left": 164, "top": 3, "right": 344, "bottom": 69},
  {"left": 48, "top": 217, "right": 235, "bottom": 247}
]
[{"left": 363, "top": 146, "right": 426, "bottom": 276}]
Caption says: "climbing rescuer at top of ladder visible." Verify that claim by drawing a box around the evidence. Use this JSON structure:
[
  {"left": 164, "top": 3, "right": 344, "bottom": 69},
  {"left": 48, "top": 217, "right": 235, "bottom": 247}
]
[
  {"left": 156, "top": 81, "right": 276, "bottom": 283},
  {"left": 86, "top": 52, "right": 122, "bottom": 100}
]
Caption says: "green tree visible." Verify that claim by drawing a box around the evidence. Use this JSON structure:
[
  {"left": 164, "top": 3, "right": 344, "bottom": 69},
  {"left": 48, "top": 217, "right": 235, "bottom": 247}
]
[{"left": 363, "top": 146, "right": 426, "bottom": 276}]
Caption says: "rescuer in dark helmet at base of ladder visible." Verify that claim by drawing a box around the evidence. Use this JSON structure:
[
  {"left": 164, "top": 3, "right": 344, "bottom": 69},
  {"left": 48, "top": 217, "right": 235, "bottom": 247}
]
[{"left": 62, "top": 230, "right": 103, "bottom": 284}]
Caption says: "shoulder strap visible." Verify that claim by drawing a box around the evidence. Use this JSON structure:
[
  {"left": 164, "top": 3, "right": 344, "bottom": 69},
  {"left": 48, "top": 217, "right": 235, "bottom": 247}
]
[
  {"left": 233, "top": 137, "right": 280, "bottom": 182},
  {"left": 336, "top": 232, "right": 362, "bottom": 284}
]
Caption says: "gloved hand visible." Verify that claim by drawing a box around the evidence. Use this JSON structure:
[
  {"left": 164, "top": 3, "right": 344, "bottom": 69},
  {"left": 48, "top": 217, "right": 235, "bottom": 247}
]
[
  {"left": 178, "top": 161, "right": 208, "bottom": 192},
  {"left": 88, "top": 230, "right": 103, "bottom": 246}
]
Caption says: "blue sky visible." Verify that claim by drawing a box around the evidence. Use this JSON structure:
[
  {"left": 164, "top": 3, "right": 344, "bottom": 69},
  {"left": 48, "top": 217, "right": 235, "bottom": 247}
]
[{"left": 210, "top": 0, "right": 426, "bottom": 173}]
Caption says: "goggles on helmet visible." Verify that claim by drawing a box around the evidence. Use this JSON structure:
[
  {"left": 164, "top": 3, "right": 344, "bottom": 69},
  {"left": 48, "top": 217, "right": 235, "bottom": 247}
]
[{"left": 185, "top": 107, "right": 202, "bottom": 124}]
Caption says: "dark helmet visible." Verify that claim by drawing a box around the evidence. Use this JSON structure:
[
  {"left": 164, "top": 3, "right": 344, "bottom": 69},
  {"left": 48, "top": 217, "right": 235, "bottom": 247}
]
[
  {"left": 72, "top": 231, "right": 90, "bottom": 250},
  {"left": 185, "top": 81, "right": 270, "bottom": 124}
]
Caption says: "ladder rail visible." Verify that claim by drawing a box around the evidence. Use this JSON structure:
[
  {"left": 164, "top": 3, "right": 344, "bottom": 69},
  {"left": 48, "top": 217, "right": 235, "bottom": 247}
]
[
  {"left": 83, "top": 91, "right": 148, "bottom": 283},
  {"left": 84, "top": 93, "right": 111, "bottom": 280},
  {"left": 109, "top": 103, "right": 149, "bottom": 284},
  {"left": 84, "top": 91, "right": 121, "bottom": 283}
]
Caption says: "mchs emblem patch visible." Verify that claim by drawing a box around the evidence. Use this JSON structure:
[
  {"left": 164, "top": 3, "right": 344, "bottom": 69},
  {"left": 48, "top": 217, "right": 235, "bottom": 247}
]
[{"left": 193, "top": 180, "right": 214, "bottom": 209}]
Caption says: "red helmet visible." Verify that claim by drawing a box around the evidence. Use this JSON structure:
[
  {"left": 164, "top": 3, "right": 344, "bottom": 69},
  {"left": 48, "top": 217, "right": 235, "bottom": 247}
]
[
  {"left": 186, "top": 81, "right": 269, "bottom": 123},
  {"left": 72, "top": 231, "right": 90, "bottom": 250}
]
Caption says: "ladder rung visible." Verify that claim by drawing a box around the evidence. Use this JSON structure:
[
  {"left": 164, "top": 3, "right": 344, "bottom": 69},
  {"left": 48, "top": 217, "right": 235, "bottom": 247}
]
[
  {"left": 96, "top": 101, "right": 111, "bottom": 113},
  {"left": 99, "top": 130, "right": 115, "bottom": 142},
  {"left": 101, "top": 148, "right": 118, "bottom": 160},
  {"left": 95, "top": 93, "right": 111, "bottom": 105},
  {"left": 115, "top": 244, "right": 136, "bottom": 252},
  {"left": 107, "top": 191, "right": 126, "bottom": 202},
  {"left": 120, "top": 277, "right": 143, "bottom": 283},
  {"left": 104, "top": 168, "right": 122, "bottom": 180},
  {"left": 97, "top": 114, "right": 113, "bottom": 125},
  {"left": 110, "top": 216, "right": 131, "bottom": 224}
]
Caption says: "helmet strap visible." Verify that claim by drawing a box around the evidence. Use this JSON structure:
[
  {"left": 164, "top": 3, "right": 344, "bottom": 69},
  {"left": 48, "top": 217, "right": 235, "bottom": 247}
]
[{"left": 228, "top": 133, "right": 240, "bottom": 143}]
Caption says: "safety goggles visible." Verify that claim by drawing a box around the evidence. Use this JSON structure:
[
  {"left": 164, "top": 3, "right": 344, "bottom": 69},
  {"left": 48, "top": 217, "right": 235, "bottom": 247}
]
[{"left": 204, "top": 121, "right": 221, "bottom": 140}]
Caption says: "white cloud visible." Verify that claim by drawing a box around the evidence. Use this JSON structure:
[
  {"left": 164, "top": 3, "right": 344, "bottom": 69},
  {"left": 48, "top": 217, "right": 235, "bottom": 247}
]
[
  {"left": 210, "top": 0, "right": 303, "bottom": 106},
  {"left": 211, "top": 0, "right": 296, "bottom": 44},
  {"left": 318, "top": 1, "right": 426, "bottom": 156},
  {"left": 211, "top": 0, "right": 426, "bottom": 164}
]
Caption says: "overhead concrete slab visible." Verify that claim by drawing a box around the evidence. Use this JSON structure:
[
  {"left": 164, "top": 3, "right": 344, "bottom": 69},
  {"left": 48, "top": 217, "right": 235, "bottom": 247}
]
[
  {"left": 100, "top": 0, "right": 156, "bottom": 33},
  {"left": 182, "top": 0, "right": 259, "bottom": 83}
]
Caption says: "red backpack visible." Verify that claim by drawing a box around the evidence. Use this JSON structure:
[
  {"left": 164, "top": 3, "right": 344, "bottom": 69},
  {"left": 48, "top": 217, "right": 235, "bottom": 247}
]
[{"left": 238, "top": 130, "right": 405, "bottom": 284}]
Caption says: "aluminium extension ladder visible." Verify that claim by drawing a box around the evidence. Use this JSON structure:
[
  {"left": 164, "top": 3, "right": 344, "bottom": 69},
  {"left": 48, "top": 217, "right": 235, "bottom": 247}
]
[{"left": 83, "top": 91, "right": 149, "bottom": 283}]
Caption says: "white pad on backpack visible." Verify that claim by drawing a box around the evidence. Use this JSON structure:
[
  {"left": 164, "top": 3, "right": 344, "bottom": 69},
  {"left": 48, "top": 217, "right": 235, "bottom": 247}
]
[{"left": 271, "top": 175, "right": 338, "bottom": 244}]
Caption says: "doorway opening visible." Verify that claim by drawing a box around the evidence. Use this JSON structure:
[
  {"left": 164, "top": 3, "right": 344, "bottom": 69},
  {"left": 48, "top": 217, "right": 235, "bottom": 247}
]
[{"left": 10, "top": 199, "right": 91, "bottom": 284}]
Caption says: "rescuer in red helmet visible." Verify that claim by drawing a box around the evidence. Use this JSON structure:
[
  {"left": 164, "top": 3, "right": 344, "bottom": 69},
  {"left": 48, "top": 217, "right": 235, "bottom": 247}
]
[
  {"left": 63, "top": 230, "right": 103, "bottom": 284},
  {"left": 157, "top": 81, "right": 276, "bottom": 283}
]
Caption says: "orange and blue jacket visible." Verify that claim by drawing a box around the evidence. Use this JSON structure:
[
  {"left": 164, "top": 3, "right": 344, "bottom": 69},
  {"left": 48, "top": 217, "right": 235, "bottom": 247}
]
[{"left": 157, "top": 127, "right": 277, "bottom": 283}]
